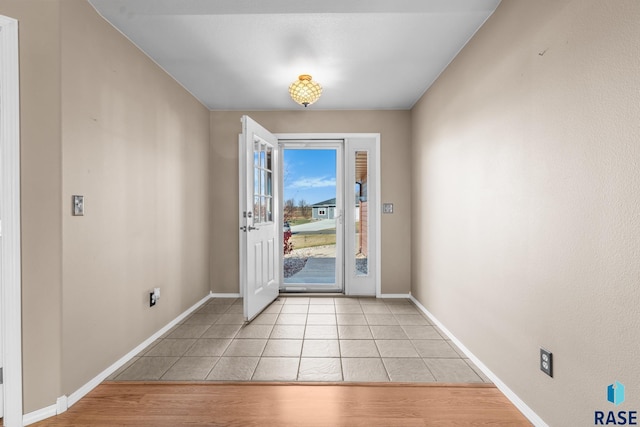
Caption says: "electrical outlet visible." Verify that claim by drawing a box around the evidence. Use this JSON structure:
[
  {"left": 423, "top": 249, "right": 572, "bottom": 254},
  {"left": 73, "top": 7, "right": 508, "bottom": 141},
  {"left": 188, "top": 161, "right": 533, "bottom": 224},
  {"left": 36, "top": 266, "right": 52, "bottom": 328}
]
[
  {"left": 540, "top": 348, "right": 553, "bottom": 377},
  {"left": 149, "top": 292, "right": 157, "bottom": 307}
]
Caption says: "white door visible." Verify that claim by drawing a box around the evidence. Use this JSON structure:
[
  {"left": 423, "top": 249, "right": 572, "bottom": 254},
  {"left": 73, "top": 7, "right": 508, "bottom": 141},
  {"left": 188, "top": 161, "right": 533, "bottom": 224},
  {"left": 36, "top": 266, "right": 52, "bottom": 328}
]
[{"left": 239, "top": 116, "right": 280, "bottom": 321}]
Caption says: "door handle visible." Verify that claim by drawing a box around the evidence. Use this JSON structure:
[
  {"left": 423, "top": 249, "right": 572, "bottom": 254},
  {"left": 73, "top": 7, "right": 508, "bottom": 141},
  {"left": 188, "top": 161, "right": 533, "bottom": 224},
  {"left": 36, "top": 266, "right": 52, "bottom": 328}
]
[{"left": 247, "top": 226, "right": 257, "bottom": 231}]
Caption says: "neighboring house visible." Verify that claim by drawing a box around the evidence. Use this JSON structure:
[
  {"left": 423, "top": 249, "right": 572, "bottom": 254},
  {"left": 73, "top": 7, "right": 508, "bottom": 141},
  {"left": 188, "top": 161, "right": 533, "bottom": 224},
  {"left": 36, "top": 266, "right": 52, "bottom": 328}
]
[
  {"left": 311, "top": 193, "right": 368, "bottom": 258},
  {"left": 311, "top": 198, "right": 337, "bottom": 219},
  {"left": 310, "top": 197, "right": 362, "bottom": 222}
]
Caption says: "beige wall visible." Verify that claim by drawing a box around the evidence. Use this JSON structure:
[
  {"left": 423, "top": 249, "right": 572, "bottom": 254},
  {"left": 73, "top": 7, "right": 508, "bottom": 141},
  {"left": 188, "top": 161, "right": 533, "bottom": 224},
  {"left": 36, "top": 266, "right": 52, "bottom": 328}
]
[
  {"left": 0, "top": 0, "right": 64, "bottom": 413},
  {"left": 210, "top": 111, "right": 412, "bottom": 295},
  {"left": 59, "top": 0, "right": 211, "bottom": 395},
  {"left": 1, "top": 0, "right": 211, "bottom": 412},
  {"left": 411, "top": 1, "right": 640, "bottom": 425}
]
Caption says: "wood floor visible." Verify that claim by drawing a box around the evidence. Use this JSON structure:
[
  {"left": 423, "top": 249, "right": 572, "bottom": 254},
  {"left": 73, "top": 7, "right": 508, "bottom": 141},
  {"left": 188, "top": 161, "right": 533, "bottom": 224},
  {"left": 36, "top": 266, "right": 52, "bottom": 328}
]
[{"left": 32, "top": 382, "right": 531, "bottom": 426}]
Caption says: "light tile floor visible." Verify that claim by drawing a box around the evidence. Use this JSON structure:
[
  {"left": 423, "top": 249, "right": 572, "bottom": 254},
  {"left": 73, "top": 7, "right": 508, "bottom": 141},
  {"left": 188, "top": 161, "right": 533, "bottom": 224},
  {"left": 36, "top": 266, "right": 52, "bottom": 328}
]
[{"left": 109, "top": 297, "right": 491, "bottom": 383}]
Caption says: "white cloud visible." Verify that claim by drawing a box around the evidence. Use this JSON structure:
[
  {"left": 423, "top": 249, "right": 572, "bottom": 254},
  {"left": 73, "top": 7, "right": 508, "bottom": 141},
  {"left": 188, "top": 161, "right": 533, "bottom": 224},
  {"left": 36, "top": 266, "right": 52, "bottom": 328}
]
[{"left": 290, "top": 176, "right": 336, "bottom": 189}]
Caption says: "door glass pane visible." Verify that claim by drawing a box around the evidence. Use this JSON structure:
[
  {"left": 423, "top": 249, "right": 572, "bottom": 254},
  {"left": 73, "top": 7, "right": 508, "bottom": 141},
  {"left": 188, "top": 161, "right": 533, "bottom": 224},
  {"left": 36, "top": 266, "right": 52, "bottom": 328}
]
[
  {"left": 254, "top": 168, "right": 260, "bottom": 196},
  {"left": 262, "top": 196, "right": 269, "bottom": 222},
  {"left": 266, "top": 171, "right": 272, "bottom": 197},
  {"left": 283, "top": 148, "right": 338, "bottom": 288},
  {"left": 253, "top": 196, "right": 261, "bottom": 223},
  {"left": 266, "top": 146, "right": 272, "bottom": 170},
  {"left": 266, "top": 197, "right": 273, "bottom": 222},
  {"left": 260, "top": 170, "right": 266, "bottom": 196},
  {"left": 260, "top": 144, "right": 266, "bottom": 168},
  {"left": 254, "top": 140, "right": 259, "bottom": 166},
  {"left": 355, "top": 151, "right": 368, "bottom": 276}
]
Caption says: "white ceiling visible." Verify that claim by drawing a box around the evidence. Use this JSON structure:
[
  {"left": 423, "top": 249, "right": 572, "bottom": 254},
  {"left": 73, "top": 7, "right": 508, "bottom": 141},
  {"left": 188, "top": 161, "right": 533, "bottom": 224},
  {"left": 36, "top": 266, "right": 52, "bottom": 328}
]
[{"left": 88, "top": 0, "right": 500, "bottom": 111}]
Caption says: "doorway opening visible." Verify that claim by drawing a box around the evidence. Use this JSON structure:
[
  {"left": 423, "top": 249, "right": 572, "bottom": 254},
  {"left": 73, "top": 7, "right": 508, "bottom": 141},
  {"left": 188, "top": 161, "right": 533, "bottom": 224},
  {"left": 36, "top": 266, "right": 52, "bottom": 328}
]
[
  {"left": 240, "top": 116, "right": 380, "bottom": 320},
  {"left": 281, "top": 142, "right": 344, "bottom": 293}
]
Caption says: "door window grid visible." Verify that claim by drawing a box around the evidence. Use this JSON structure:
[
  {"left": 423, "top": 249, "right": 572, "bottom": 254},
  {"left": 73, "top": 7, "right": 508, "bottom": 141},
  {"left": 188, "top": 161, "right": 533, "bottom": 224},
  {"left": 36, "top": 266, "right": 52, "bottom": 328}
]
[{"left": 253, "top": 140, "right": 273, "bottom": 223}]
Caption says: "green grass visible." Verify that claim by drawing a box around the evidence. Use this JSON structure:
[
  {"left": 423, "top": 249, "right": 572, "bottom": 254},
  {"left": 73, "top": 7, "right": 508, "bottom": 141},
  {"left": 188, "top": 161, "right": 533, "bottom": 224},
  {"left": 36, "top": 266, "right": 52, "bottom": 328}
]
[
  {"left": 290, "top": 232, "right": 336, "bottom": 249},
  {"left": 288, "top": 218, "right": 313, "bottom": 226}
]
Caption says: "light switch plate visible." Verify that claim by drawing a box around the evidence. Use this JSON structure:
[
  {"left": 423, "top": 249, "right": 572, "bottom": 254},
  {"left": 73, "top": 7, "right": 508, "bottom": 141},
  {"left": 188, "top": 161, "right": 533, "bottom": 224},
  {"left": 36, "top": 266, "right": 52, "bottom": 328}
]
[
  {"left": 382, "top": 203, "right": 394, "bottom": 214},
  {"left": 72, "top": 195, "right": 84, "bottom": 216}
]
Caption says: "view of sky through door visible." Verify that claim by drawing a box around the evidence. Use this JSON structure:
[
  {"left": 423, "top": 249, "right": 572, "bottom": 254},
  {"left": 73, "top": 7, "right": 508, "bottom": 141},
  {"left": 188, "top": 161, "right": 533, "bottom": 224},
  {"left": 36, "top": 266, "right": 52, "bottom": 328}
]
[{"left": 283, "top": 149, "right": 338, "bottom": 289}]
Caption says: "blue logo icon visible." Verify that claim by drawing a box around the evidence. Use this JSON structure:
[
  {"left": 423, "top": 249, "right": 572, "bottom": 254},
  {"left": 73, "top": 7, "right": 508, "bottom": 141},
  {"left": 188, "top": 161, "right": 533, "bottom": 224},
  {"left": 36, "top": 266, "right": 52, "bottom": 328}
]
[{"left": 608, "top": 381, "right": 625, "bottom": 406}]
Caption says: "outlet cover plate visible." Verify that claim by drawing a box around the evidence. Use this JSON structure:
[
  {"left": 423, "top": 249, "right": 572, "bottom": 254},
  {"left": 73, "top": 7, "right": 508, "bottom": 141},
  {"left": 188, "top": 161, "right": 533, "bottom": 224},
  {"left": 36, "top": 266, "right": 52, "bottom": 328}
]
[{"left": 540, "top": 348, "right": 552, "bottom": 377}]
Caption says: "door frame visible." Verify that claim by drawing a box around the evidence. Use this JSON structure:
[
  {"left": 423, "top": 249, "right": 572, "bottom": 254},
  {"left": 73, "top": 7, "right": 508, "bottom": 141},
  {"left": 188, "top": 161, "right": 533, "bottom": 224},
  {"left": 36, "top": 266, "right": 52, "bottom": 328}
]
[
  {"left": 0, "top": 15, "right": 24, "bottom": 425},
  {"left": 275, "top": 133, "right": 381, "bottom": 296}
]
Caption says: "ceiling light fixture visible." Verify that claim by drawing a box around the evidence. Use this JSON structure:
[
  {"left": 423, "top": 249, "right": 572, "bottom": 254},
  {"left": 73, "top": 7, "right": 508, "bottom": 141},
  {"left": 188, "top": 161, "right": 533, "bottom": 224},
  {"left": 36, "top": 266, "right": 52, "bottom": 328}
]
[{"left": 289, "top": 74, "right": 322, "bottom": 107}]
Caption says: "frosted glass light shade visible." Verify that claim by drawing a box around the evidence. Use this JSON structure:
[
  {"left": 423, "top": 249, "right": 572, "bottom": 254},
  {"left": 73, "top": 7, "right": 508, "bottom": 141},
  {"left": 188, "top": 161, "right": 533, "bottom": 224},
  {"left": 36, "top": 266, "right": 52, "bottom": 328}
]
[{"left": 289, "top": 74, "right": 322, "bottom": 107}]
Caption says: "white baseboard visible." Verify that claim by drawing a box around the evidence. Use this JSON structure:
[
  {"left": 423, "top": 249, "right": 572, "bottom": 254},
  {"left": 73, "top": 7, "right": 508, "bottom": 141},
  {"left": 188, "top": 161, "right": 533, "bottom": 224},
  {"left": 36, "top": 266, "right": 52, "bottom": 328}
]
[
  {"left": 56, "top": 395, "right": 68, "bottom": 414},
  {"left": 378, "top": 293, "right": 411, "bottom": 299},
  {"left": 23, "top": 403, "right": 57, "bottom": 426},
  {"left": 24, "top": 293, "right": 212, "bottom": 426},
  {"left": 409, "top": 295, "right": 548, "bottom": 427},
  {"left": 210, "top": 292, "right": 241, "bottom": 298}
]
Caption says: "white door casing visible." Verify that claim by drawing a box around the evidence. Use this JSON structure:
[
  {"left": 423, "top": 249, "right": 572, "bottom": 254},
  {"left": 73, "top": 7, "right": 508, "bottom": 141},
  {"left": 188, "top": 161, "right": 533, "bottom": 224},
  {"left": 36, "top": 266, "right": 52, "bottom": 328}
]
[
  {"left": 0, "top": 14, "right": 24, "bottom": 426},
  {"left": 275, "top": 133, "right": 380, "bottom": 297},
  {"left": 239, "top": 116, "right": 280, "bottom": 321}
]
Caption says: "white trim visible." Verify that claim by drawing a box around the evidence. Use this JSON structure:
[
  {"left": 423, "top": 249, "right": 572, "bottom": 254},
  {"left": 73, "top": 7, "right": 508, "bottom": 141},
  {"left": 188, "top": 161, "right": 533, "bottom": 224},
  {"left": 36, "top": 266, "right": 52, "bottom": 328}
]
[
  {"left": 374, "top": 134, "right": 381, "bottom": 299},
  {"left": 210, "top": 293, "right": 241, "bottom": 298},
  {"left": 409, "top": 295, "right": 549, "bottom": 427},
  {"left": 276, "top": 133, "right": 379, "bottom": 141},
  {"left": 275, "top": 133, "right": 381, "bottom": 297},
  {"left": 55, "top": 395, "right": 68, "bottom": 415},
  {"left": 23, "top": 404, "right": 57, "bottom": 427},
  {"left": 0, "top": 15, "right": 23, "bottom": 427},
  {"left": 24, "top": 293, "right": 211, "bottom": 425},
  {"left": 379, "top": 293, "right": 411, "bottom": 299},
  {"left": 238, "top": 133, "right": 245, "bottom": 299}
]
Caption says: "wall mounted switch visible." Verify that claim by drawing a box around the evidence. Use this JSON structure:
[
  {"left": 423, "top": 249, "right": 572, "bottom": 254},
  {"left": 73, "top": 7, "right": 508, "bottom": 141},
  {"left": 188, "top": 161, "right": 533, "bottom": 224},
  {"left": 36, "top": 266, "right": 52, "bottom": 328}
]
[
  {"left": 149, "top": 292, "right": 157, "bottom": 307},
  {"left": 382, "top": 203, "right": 394, "bottom": 214},
  {"left": 150, "top": 288, "right": 160, "bottom": 307},
  {"left": 72, "top": 195, "right": 84, "bottom": 216}
]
